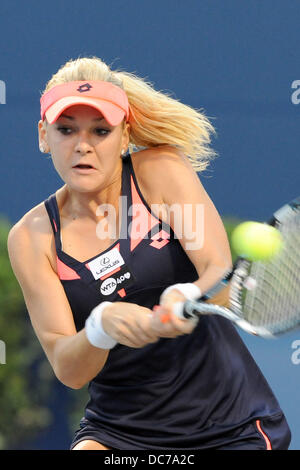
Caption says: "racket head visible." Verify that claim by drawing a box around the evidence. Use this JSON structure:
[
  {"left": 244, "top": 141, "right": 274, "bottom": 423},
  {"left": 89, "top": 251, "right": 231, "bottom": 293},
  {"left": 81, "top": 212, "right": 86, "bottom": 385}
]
[{"left": 228, "top": 197, "right": 300, "bottom": 336}]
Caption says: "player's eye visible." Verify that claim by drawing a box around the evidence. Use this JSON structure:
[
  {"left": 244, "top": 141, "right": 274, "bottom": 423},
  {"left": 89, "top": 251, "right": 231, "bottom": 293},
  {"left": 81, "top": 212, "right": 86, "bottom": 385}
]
[
  {"left": 94, "top": 128, "right": 111, "bottom": 136},
  {"left": 57, "top": 126, "right": 73, "bottom": 135}
]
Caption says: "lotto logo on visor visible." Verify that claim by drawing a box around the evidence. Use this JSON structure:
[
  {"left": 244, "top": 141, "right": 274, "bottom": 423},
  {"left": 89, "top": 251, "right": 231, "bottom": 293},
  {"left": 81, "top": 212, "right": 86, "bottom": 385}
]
[
  {"left": 40, "top": 80, "right": 130, "bottom": 126},
  {"left": 77, "top": 83, "right": 93, "bottom": 93}
]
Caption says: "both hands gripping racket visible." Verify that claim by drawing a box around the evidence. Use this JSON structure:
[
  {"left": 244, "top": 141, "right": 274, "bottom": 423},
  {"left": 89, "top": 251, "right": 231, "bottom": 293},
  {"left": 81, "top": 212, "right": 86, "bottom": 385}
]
[{"left": 173, "top": 196, "right": 300, "bottom": 338}]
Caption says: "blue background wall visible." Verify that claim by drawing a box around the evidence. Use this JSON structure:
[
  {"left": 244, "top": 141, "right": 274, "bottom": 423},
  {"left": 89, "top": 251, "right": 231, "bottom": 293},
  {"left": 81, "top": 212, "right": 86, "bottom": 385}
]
[{"left": 0, "top": 0, "right": 299, "bottom": 449}]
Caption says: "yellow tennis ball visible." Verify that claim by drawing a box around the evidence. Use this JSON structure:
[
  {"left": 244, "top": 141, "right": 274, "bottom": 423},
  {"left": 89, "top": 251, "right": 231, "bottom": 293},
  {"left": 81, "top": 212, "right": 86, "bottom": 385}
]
[{"left": 231, "top": 221, "right": 283, "bottom": 261}]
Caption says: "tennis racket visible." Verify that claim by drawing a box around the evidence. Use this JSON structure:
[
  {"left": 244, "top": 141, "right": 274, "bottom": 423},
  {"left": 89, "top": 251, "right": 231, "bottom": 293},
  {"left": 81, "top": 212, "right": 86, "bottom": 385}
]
[{"left": 173, "top": 196, "right": 300, "bottom": 338}]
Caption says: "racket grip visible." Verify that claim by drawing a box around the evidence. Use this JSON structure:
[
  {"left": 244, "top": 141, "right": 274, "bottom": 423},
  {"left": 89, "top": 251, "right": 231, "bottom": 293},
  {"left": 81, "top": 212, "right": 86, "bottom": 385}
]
[
  {"left": 153, "top": 305, "right": 172, "bottom": 323},
  {"left": 153, "top": 303, "right": 199, "bottom": 323},
  {"left": 172, "top": 301, "right": 199, "bottom": 321}
]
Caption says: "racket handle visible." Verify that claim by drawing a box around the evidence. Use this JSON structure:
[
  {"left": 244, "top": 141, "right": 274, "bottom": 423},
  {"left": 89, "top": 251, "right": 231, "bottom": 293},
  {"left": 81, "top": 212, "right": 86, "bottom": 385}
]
[
  {"left": 153, "top": 305, "right": 172, "bottom": 323},
  {"left": 172, "top": 301, "right": 199, "bottom": 321},
  {"left": 153, "top": 303, "right": 199, "bottom": 323}
]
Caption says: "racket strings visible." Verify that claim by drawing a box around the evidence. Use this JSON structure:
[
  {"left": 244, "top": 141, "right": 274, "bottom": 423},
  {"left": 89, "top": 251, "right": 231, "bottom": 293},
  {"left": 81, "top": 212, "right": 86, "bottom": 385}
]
[{"left": 242, "top": 212, "right": 300, "bottom": 334}]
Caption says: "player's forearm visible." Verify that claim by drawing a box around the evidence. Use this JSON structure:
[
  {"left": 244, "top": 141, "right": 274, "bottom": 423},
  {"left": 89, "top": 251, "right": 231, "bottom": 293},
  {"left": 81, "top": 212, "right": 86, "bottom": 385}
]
[
  {"left": 194, "top": 259, "right": 232, "bottom": 296},
  {"left": 52, "top": 329, "right": 109, "bottom": 389}
]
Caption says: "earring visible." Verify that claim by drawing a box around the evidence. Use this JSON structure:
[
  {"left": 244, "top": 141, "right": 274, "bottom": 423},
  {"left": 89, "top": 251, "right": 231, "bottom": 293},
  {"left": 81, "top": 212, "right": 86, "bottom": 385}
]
[{"left": 40, "top": 144, "right": 50, "bottom": 153}]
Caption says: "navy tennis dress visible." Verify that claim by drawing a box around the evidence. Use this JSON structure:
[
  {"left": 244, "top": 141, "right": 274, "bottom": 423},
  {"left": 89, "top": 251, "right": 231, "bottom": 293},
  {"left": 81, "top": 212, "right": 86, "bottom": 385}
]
[{"left": 44, "top": 153, "right": 291, "bottom": 450}]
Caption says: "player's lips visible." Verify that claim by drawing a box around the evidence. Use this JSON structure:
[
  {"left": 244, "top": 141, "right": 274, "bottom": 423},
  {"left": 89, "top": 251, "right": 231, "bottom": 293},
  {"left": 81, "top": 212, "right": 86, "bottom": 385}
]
[{"left": 72, "top": 163, "right": 97, "bottom": 173}]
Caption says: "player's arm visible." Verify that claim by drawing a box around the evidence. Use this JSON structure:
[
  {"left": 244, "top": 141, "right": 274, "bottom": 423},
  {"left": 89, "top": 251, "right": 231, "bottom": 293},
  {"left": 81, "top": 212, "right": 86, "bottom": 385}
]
[
  {"left": 163, "top": 149, "right": 232, "bottom": 292},
  {"left": 143, "top": 146, "right": 232, "bottom": 292},
  {"left": 130, "top": 146, "right": 232, "bottom": 334},
  {"left": 139, "top": 146, "right": 232, "bottom": 319},
  {"left": 7, "top": 215, "right": 111, "bottom": 389},
  {"left": 7, "top": 211, "right": 162, "bottom": 383}
]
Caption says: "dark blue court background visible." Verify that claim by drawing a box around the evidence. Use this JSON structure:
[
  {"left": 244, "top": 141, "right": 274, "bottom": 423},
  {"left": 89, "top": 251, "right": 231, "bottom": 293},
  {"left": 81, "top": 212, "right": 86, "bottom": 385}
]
[{"left": 0, "top": 0, "right": 300, "bottom": 450}]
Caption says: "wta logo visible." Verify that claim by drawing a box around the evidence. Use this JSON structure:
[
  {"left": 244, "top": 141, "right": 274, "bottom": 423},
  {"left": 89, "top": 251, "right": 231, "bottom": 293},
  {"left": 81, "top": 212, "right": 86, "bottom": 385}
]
[{"left": 100, "top": 272, "right": 131, "bottom": 296}]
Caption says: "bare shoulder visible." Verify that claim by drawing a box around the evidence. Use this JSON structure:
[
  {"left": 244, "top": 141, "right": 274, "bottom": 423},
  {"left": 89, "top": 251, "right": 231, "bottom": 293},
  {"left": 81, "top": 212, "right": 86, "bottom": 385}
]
[
  {"left": 131, "top": 146, "right": 204, "bottom": 204},
  {"left": 132, "top": 145, "right": 193, "bottom": 173},
  {"left": 7, "top": 201, "right": 53, "bottom": 265}
]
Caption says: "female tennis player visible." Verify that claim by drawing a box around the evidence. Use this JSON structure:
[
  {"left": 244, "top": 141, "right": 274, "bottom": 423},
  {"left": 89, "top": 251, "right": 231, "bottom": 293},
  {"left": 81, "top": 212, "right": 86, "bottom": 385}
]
[{"left": 8, "top": 57, "right": 291, "bottom": 450}]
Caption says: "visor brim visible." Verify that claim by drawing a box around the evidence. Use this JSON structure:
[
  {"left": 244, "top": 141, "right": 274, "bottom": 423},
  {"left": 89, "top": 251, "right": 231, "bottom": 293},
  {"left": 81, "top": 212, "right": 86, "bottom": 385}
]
[{"left": 45, "top": 96, "right": 126, "bottom": 126}]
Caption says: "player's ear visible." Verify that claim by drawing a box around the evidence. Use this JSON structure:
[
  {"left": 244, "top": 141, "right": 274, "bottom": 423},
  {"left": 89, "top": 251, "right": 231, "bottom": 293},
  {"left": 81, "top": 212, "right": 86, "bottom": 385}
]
[
  {"left": 121, "top": 121, "right": 130, "bottom": 154},
  {"left": 38, "top": 119, "right": 50, "bottom": 154}
]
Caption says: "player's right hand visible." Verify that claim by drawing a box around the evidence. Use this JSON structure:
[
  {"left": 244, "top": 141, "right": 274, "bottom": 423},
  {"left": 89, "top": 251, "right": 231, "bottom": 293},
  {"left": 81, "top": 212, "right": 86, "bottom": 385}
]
[{"left": 101, "top": 302, "right": 160, "bottom": 348}]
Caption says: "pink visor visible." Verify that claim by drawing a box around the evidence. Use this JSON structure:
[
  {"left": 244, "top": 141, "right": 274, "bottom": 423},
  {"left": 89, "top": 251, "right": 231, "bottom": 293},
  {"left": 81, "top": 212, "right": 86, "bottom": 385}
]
[{"left": 40, "top": 80, "right": 130, "bottom": 126}]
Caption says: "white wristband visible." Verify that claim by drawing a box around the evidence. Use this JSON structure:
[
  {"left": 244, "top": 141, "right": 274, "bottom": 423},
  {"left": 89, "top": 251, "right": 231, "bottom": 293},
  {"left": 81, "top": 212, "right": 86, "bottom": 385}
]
[
  {"left": 160, "top": 283, "right": 202, "bottom": 302},
  {"left": 85, "top": 302, "right": 117, "bottom": 350}
]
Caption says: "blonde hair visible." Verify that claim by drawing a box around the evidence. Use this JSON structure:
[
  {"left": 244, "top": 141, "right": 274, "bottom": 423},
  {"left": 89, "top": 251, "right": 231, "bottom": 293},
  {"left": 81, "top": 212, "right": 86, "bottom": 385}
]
[{"left": 42, "top": 57, "right": 216, "bottom": 171}]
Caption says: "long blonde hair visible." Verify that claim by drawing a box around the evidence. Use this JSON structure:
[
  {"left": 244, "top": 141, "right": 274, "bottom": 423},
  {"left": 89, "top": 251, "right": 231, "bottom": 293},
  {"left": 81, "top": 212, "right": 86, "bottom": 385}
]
[{"left": 42, "top": 57, "right": 216, "bottom": 171}]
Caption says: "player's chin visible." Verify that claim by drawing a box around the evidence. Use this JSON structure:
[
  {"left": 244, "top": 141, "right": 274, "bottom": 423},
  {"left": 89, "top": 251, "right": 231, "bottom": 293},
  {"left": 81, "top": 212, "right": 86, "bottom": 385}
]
[{"left": 65, "top": 176, "right": 104, "bottom": 193}]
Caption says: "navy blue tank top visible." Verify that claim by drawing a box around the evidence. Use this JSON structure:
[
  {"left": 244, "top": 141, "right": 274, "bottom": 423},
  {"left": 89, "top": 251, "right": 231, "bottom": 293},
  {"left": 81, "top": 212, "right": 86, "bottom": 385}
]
[{"left": 45, "top": 153, "right": 284, "bottom": 450}]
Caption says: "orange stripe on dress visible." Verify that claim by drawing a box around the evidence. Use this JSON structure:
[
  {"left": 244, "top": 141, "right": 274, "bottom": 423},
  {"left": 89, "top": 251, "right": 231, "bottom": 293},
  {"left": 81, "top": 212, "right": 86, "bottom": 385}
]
[
  {"left": 56, "top": 256, "right": 80, "bottom": 280},
  {"left": 255, "top": 419, "right": 272, "bottom": 450},
  {"left": 130, "top": 175, "right": 158, "bottom": 251},
  {"left": 117, "top": 288, "right": 126, "bottom": 298},
  {"left": 100, "top": 267, "right": 121, "bottom": 280}
]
